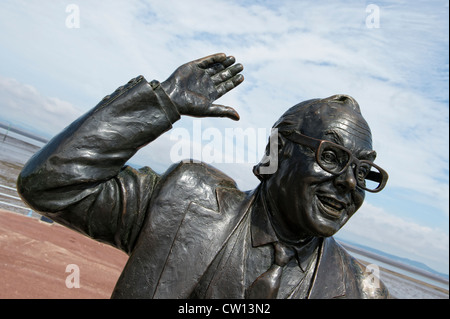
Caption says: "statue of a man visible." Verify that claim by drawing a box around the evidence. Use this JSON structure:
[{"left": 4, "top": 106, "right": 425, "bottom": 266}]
[{"left": 18, "top": 53, "right": 390, "bottom": 298}]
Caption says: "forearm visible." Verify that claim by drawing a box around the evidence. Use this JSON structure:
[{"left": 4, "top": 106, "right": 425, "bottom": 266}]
[
  {"left": 18, "top": 76, "right": 178, "bottom": 208},
  {"left": 16, "top": 76, "right": 179, "bottom": 251}
]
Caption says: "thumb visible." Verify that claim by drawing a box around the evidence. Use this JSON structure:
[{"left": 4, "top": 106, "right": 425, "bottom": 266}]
[{"left": 205, "top": 104, "right": 240, "bottom": 121}]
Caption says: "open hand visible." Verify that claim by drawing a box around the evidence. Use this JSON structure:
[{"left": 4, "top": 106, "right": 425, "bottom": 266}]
[{"left": 160, "top": 53, "right": 244, "bottom": 121}]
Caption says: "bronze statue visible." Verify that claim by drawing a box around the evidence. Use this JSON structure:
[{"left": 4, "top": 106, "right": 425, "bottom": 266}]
[{"left": 17, "top": 53, "right": 390, "bottom": 298}]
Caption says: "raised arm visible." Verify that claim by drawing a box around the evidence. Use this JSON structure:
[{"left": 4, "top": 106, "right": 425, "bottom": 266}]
[{"left": 17, "top": 53, "right": 244, "bottom": 253}]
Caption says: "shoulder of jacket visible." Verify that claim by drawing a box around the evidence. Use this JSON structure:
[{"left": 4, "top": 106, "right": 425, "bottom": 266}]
[{"left": 162, "top": 160, "right": 239, "bottom": 189}]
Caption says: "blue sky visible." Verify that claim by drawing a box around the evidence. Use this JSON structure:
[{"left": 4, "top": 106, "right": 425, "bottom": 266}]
[{"left": 0, "top": 0, "right": 448, "bottom": 275}]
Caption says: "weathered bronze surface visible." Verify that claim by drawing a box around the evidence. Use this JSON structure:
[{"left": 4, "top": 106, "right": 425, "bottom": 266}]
[{"left": 17, "top": 53, "right": 389, "bottom": 298}]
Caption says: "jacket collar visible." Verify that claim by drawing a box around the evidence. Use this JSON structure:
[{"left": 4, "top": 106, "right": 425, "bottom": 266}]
[
  {"left": 307, "top": 236, "right": 348, "bottom": 299},
  {"left": 250, "top": 188, "right": 319, "bottom": 272},
  {"left": 249, "top": 187, "right": 349, "bottom": 298}
]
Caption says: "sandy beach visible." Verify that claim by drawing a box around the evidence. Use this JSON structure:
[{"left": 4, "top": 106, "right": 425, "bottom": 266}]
[
  {"left": 0, "top": 209, "right": 128, "bottom": 299},
  {"left": 0, "top": 132, "right": 127, "bottom": 298}
]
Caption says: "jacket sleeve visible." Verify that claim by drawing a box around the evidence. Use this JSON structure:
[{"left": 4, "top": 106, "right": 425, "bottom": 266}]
[{"left": 17, "top": 75, "right": 180, "bottom": 254}]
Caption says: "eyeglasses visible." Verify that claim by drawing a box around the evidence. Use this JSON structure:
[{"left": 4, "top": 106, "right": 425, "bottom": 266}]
[{"left": 279, "top": 129, "right": 388, "bottom": 193}]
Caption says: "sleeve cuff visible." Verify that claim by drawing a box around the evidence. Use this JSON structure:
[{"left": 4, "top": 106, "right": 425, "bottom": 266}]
[{"left": 149, "top": 80, "right": 180, "bottom": 124}]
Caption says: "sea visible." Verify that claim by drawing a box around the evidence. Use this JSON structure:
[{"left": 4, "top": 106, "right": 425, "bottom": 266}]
[{"left": 0, "top": 126, "right": 448, "bottom": 299}]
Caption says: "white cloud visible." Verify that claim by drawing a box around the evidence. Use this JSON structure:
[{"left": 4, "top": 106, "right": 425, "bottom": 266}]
[{"left": 0, "top": 76, "right": 83, "bottom": 137}]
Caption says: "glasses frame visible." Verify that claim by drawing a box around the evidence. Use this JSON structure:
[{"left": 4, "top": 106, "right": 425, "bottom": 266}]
[{"left": 279, "top": 129, "right": 388, "bottom": 193}]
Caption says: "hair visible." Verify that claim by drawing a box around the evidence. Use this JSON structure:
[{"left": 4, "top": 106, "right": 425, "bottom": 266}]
[{"left": 253, "top": 94, "right": 365, "bottom": 181}]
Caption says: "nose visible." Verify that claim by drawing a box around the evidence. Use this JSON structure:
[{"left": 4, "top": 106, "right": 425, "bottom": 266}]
[{"left": 334, "top": 165, "right": 357, "bottom": 192}]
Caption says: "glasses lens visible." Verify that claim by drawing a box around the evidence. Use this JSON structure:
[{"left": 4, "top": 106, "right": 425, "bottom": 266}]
[
  {"left": 318, "top": 142, "right": 351, "bottom": 174},
  {"left": 356, "top": 162, "right": 386, "bottom": 192}
]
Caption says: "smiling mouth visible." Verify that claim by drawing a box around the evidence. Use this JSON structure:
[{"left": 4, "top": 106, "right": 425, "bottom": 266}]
[{"left": 317, "top": 195, "right": 346, "bottom": 218}]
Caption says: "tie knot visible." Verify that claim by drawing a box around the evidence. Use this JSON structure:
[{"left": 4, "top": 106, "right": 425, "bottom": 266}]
[{"left": 273, "top": 242, "right": 295, "bottom": 267}]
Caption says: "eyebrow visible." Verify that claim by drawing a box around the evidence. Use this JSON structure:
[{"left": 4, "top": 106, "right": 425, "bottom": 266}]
[
  {"left": 324, "top": 129, "right": 376, "bottom": 161},
  {"left": 358, "top": 149, "right": 377, "bottom": 161},
  {"left": 324, "top": 130, "right": 343, "bottom": 145}
]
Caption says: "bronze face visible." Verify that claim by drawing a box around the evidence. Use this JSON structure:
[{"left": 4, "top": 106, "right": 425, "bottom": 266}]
[{"left": 264, "top": 98, "right": 384, "bottom": 242}]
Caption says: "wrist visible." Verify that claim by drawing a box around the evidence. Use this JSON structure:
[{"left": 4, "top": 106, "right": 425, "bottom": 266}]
[{"left": 150, "top": 79, "right": 180, "bottom": 123}]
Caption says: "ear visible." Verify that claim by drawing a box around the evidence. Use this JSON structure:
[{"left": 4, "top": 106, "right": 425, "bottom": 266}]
[
  {"left": 253, "top": 130, "right": 286, "bottom": 180},
  {"left": 277, "top": 134, "right": 287, "bottom": 156},
  {"left": 252, "top": 143, "right": 273, "bottom": 181}
]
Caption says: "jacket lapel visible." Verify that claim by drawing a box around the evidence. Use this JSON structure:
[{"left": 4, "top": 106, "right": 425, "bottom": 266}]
[
  {"left": 153, "top": 187, "right": 255, "bottom": 298},
  {"left": 308, "top": 237, "right": 347, "bottom": 299}
]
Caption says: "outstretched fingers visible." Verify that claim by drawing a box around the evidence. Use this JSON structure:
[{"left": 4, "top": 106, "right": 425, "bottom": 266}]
[
  {"left": 196, "top": 53, "right": 228, "bottom": 69},
  {"left": 211, "top": 63, "right": 243, "bottom": 84},
  {"left": 194, "top": 53, "right": 244, "bottom": 93},
  {"left": 189, "top": 53, "right": 244, "bottom": 120},
  {"left": 215, "top": 73, "right": 244, "bottom": 98},
  {"left": 203, "top": 56, "right": 237, "bottom": 76}
]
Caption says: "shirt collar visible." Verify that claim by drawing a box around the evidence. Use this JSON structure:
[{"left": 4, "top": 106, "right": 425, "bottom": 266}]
[{"left": 250, "top": 187, "right": 319, "bottom": 272}]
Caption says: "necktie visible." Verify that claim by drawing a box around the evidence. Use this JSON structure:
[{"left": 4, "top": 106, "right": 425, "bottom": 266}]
[{"left": 246, "top": 242, "right": 295, "bottom": 299}]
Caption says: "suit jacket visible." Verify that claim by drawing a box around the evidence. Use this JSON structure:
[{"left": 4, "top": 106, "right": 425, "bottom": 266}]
[{"left": 17, "top": 75, "right": 389, "bottom": 299}]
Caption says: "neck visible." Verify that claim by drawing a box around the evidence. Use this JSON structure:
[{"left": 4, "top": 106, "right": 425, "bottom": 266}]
[{"left": 258, "top": 183, "right": 313, "bottom": 246}]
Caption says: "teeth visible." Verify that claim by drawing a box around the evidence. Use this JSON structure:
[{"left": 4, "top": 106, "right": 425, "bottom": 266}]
[
  {"left": 318, "top": 196, "right": 343, "bottom": 210},
  {"left": 317, "top": 195, "right": 347, "bottom": 219}
]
